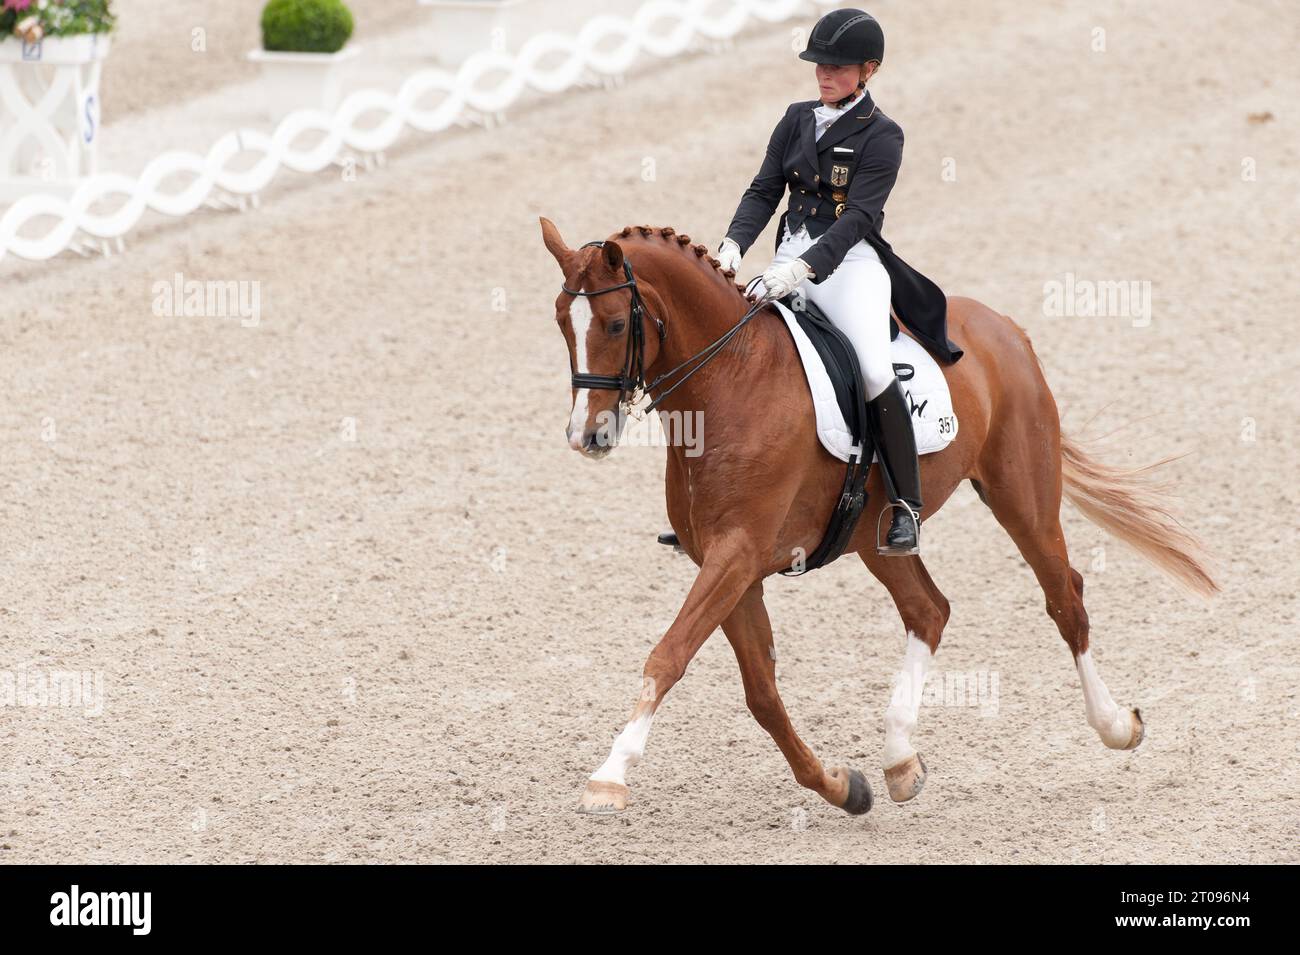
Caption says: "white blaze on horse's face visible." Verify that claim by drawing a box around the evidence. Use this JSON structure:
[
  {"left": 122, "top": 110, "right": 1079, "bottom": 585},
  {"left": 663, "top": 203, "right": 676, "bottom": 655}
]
[
  {"left": 565, "top": 296, "right": 594, "bottom": 450},
  {"left": 563, "top": 293, "right": 621, "bottom": 458}
]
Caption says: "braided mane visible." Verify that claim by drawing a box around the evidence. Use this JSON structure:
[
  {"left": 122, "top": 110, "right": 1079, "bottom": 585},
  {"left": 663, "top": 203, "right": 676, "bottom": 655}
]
[{"left": 611, "top": 225, "right": 752, "bottom": 301}]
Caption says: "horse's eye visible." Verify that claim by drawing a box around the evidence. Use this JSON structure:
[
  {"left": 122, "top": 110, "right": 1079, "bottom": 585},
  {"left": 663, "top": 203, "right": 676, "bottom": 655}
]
[{"left": 608, "top": 320, "right": 626, "bottom": 336}]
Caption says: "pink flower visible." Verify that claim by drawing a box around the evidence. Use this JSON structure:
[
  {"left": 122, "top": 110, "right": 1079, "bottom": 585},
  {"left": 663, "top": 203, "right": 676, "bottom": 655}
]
[{"left": 3, "top": 0, "right": 35, "bottom": 12}]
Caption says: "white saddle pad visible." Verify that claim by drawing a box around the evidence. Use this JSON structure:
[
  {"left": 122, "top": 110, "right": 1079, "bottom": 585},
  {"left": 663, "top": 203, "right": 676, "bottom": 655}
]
[{"left": 773, "top": 300, "right": 958, "bottom": 464}]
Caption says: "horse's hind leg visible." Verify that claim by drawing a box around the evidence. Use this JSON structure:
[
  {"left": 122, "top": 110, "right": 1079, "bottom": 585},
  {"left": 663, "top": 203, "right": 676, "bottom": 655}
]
[
  {"left": 859, "top": 550, "right": 951, "bottom": 802},
  {"left": 719, "top": 582, "right": 874, "bottom": 815},
  {"left": 974, "top": 437, "right": 1144, "bottom": 751}
]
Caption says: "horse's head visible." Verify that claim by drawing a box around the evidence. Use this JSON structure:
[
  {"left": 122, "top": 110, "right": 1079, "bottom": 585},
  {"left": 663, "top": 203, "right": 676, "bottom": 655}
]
[{"left": 540, "top": 217, "right": 663, "bottom": 459}]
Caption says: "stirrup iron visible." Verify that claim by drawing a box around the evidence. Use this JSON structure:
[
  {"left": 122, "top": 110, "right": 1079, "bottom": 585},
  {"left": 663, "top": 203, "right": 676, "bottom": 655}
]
[{"left": 875, "top": 500, "right": 920, "bottom": 556}]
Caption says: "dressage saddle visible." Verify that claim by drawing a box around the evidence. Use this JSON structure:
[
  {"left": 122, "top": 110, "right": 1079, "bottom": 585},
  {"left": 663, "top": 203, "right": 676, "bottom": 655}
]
[{"left": 658, "top": 293, "right": 892, "bottom": 568}]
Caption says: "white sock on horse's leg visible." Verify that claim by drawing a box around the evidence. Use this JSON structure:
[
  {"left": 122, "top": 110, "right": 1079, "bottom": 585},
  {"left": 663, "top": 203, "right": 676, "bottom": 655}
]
[
  {"left": 1075, "top": 649, "right": 1141, "bottom": 749},
  {"left": 589, "top": 711, "right": 655, "bottom": 787},
  {"left": 883, "top": 631, "right": 930, "bottom": 767},
  {"left": 881, "top": 630, "right": 932, "bottom": 802}
]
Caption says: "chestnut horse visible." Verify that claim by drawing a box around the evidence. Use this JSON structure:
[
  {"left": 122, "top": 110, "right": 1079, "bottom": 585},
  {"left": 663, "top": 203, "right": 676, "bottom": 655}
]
[{"left": 541, "top": 218, "right": 1216, "bottom": 816}]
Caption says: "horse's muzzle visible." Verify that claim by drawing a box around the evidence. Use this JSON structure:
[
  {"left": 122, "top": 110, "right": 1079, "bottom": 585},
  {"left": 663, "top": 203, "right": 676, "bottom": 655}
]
[{"left": 567, "top": 426, "right": 615, "bottom": 458}]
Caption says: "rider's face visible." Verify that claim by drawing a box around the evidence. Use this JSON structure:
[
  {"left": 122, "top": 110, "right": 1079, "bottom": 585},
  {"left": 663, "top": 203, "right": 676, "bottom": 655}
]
[
  {"left": 815, "top": 63, "right": 859, "bottom": 104},
  {"left": 815, "top": 62, "right": 872, "bottom": 105}
]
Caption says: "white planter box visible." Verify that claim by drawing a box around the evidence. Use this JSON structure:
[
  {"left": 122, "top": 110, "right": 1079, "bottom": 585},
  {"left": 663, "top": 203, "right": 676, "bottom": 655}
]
[
  {"left": 0, "top": 34, "right": 112, "bottom": 200},
  {"left": 247, "top": 45, "right": 362, "bottom": 123},
  {"left": 0, "top": 31, "right": 111, "bottom": 64}
]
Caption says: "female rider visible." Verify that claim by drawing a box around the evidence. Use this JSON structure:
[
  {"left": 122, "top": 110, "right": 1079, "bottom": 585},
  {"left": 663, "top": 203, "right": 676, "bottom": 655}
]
[
  {"left": 657, "top": 9, "right": 961, "bottom": 557},
  {"left": 721, "top": 7, "right": 931, "bottom": 554}
]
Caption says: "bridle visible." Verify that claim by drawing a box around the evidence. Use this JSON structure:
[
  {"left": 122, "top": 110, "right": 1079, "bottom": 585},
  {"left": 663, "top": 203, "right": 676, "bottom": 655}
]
[
  {"left": 562, "top": 240, "right": 771, "bottom": 417},
  {"left": 561, "top": 242, "right": 869, "bottom": 576},
  {"left": 563, "top": 242, "right": 664, "bottom": 412}
]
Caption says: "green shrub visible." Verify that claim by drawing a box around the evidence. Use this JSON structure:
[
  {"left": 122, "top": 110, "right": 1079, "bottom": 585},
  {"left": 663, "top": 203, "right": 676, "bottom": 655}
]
[{"left": 260, "top": 0, "right": 354, "bottom": 54}]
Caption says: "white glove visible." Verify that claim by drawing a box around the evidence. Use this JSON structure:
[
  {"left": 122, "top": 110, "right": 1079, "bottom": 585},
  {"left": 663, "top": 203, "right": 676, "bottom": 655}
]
[
  {"left": 760, "top": 258, "right": 814, "bottom": 300},
  {"left": 716, "top": 237, "right": 742, "bottom": 273}
]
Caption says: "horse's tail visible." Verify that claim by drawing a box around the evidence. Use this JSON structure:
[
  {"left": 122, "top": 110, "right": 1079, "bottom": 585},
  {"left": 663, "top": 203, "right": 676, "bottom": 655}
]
[{"left": 1059, "top": 434, "right": 1219, "bottom": 599}]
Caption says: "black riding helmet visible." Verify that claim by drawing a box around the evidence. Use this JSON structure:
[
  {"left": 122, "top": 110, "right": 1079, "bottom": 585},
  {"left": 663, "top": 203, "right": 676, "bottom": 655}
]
[{"left": 799, "top": 8, "right": 885, "bottom": 67}]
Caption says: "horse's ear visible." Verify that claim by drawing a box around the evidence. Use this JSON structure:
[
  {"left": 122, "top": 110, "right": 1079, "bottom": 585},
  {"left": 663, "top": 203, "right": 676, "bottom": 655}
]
[
  {"left": 539, "top": 217, "right": 575, "bottom": 271},
  {"left": 602, "top": 240, "right": 624, "bottom": 273}
]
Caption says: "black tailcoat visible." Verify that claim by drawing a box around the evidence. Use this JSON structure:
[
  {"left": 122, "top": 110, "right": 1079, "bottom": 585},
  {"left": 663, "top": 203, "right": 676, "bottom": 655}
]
[{"left": 725, "top": 91, "right": 962, "bottom": 364}]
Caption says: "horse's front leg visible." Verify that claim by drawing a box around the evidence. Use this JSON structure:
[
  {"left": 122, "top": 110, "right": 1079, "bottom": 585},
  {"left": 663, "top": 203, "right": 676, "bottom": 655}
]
[
  {"left": 720, "top": 582, "right": 874, "bottom": 814},
  {"left": 578, "top": 540, "right": 762, "bottom": 814}
]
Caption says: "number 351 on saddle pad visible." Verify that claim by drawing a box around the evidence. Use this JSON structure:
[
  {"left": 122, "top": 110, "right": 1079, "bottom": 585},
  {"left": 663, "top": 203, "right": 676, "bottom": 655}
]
[{"left": 771, "top": 299, "right": 958, "bottom": 465}]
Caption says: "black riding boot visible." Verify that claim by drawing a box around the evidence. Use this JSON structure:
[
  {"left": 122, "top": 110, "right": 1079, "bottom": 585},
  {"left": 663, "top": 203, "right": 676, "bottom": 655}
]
[{"left": 866, "top": 377, "right": 923, "bottom": 556}]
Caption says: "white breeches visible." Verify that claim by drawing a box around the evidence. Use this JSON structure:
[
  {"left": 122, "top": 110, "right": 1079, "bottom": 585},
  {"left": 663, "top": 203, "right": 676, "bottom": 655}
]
[{"left": 769, "top": 225, "right": 896, "bottom": 400}]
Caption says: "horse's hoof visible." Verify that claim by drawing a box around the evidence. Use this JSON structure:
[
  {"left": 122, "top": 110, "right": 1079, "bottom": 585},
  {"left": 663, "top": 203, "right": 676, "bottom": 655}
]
[
  {"left": 839, "top": 768, "right": 874, "bottom": 815},
  {"left": 577, "top": 780, "right": 629, "bottom": 815},
  {"left": 884, "top": 752, "right": 927, "bottom": 803},
  {"left": 1122, "top": 707, "right": 1144, "bottom": 750},
  {"left": 1098, "top": 706, "right": 1145, "bottom": 750}
]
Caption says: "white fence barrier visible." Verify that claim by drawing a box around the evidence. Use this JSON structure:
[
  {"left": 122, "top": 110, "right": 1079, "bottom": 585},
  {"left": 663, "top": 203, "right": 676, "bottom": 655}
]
[
  {"left": 1, "top": 0, "right": 829, "bottom": 263},
  {"left": 420, "top": 0, "right": 654, "bottom": 69}
]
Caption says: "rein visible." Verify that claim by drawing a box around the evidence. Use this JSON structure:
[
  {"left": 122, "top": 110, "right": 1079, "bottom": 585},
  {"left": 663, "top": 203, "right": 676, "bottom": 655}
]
[
  {"left": 563, "top": 240, "right": 771, "bottom": 415},
  {"left": 562, "top": 240, "right": 870, "bottom": 578}
]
